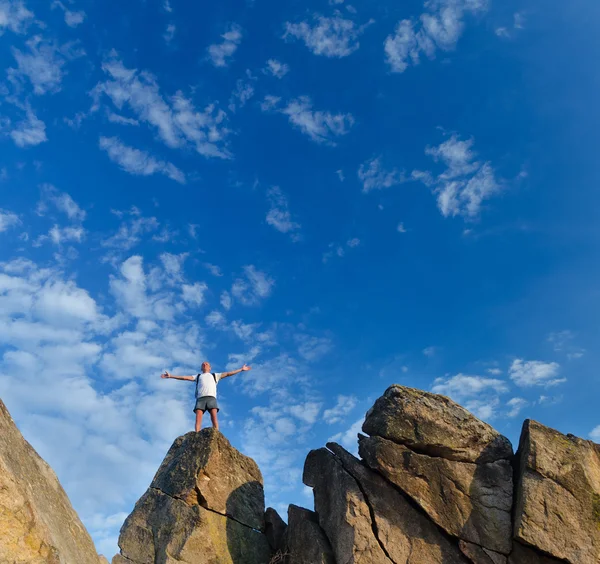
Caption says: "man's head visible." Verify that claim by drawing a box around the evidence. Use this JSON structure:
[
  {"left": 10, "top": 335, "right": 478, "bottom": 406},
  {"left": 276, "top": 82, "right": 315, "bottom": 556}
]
[{"left": 201, "top": 361, "right": 211, "bottom": 373}]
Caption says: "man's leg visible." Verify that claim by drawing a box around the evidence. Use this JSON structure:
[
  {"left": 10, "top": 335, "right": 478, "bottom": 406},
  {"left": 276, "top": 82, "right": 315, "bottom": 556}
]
[
  {"left": 195, "top": 409, "right": 203, "bottom": 432},
  {"left": 208, "top": 408, "right": 219, "bottom": 431}
]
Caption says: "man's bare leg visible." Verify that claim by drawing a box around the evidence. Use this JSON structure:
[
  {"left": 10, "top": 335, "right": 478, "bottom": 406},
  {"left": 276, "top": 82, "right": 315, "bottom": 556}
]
[
  {"left": 195, "top": 410, "right": 203, "bottom": 432},
  {"left": 209, "top": 409, "right": 219, "bottom": 431}
]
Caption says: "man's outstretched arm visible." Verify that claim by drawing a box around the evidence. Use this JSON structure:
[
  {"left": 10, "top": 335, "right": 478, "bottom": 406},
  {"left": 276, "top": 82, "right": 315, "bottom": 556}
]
[
  {"left": 220, "top": 364, "right": 252, "bottom": 379},
  {"left": 161, "top": 370, "right": 196, "bottom": 382}
]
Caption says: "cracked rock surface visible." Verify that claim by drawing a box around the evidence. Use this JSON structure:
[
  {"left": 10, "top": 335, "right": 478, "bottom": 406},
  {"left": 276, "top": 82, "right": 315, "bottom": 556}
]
[
  {"left": 0, "top": 399, "right": 103, "bottom": 564},
  {"left": 113, "top": 429, "right": 271, "bottom": 564},
  {"left": 359, "top": 435, "right": 513, "bottom": 554},
  {"left": 514, "top": 419, "right": 600, "bottom": 564},
  {"left": 304, "top": 443, "right": 468, "bottom": 564}
]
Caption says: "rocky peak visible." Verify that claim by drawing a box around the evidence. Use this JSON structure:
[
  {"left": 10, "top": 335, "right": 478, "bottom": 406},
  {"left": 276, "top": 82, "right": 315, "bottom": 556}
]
[{"left": 0, "top": 399, "right": 104, "bottom": 564}]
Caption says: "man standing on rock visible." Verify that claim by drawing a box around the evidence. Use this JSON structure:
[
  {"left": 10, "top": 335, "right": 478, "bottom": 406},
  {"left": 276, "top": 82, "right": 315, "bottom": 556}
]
[{"left": 161, "top": 362, "right": 251, "bottom": 432}]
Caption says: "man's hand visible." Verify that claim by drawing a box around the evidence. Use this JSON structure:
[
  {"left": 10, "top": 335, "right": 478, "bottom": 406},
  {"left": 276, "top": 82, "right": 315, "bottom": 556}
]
[
  {"left": 241, "top": 364, "right": 252, "bottom": 372},
  {"left": 161, "top": 370, "right": 171, "bottom": 379}
]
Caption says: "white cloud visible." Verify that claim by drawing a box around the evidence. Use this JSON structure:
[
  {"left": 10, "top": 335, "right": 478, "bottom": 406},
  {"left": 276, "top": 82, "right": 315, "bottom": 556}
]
[
  {"left": 266, "top": 186, "right": 301, "bottom": 240},
  {"left": 590, "top": 426, "right": 600, "bottom": 443},
  {"left": 328, "top": 417, "right": 364, "bottom": 455},
  {"left": 181, "top": 282, "right": 208, "bottom": 306},
  {"left": 295, "top": 334, "right": 332, "bottom": 362},
  {"left": 207, "top": 23, "right": 242, "bottom": 67},
  {"left": 264, "top": 59, "right": 289, "bottom": 78},
  {"left": 432, "top": 374, "right": 508, "bottom": 398},
  {"left": 107, "top": 112, "right": 139, "bottom": 126},
  {"left": 547, "top": 330, "right": 585, "bottom": 359},
  {"left": 231, "top": 265, "right": 274, "bottom": 306},
  {"left": 0, "top": 0, "right": 33, "bottom": 34},
  {"left": 228, "top": 72, "right": 255, "bottom": 112},
  {"left": 8, "top": 103, "right": 47, "bottom": 147},
  {"left": 99, "top": 136, "right": 186, "bottom": 184},
  {"left": 506, "top": 397, "right": 528, "bottom": 418},
  {"left": 102, "top": 212, "right": 159, "bottom": 254},
  {"left": 397, "top": 222, "right": 407, "bottom": 233},
  {"left": 284, "top": 14, "right": 372, "bottom": 58},
  {"left": 509, "top": 359, "right": 564, "bottom": 387},
  {"left": 416, "top": 134, "right": 502, "bottom": 218},
  {"left": 385, "top": 0, "right": 489, "bottom": 73},
  {"left": 496, "top": 12, "right": 525, "bottom": 38},
  {"left": 47, "top": 225, "right": 86, "bottom": 245},
  {"left": 423, "top": 346, "right": 437, "bottom": 357},
  {"left": 220, "top": 291, "right": 232, "bottom": 310},
  {"left": 323, "top": 395, "right": 357, "bottom": 424},
  {"left": 0, "top": 209, "right": 20, "bottom": 232},
  {"left": 322, "top": 237, "right": 360, "bottom": 262},
  {"left": 37, "top": 184, "right": 86, "bottom": 222},
  {"left": 260, "top": 95, "right": 281, "bottom": 112},
  {"left": 274, "top": 96, "right": 354, "bottom": 145},
  {"left": 92, "top": 53, "right": 230, "bottom": 159},
  {"left": 8, "top": 36, "right": 69, "bottom": 95},
  {"left": 164, "top": 23, "right": 176, "bottom": 44},
  {"left": 358, "top": 156, "right": 405, "bottom": 192},
  {"left": 52, "top": 1, "right": 85, "bottom": 27}
]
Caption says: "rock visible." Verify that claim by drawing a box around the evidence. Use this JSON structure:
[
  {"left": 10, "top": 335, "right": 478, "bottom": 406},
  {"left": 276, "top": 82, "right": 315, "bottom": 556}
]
[
  {"left": 459, "top": 541, "right": 507, "bottom": 564},
  {"left": 359, "top": 434, "right": 513, "bottom": 554},
  {"left": 114, "top": 428, "right": 271, "bottom": 564},
  {"left": 303, "top": 447, "right": 390, "bottom": 563},
  {"left": 362, "top": 385, "right": 513, "bottom": 463},
  {"left": 513, "top": 419, "right": 600, "bottom": 564},
  {"left": 265, "top": 507, "right": 287, "bottom": 552},
  {"left": 304, "top": 442, "right": 469, "bottom": 564},
  {"left": 507, "top": 542, "right": 565, "bottom": 564},
  {"left": 0, "top": 399, "right": 103, "bottom": 564},
  {"left": 282, "top": 504, "right": 334, "bottom": 564},
  {"left": 151, "top": 429, "right": 265, "bottom": 530}
]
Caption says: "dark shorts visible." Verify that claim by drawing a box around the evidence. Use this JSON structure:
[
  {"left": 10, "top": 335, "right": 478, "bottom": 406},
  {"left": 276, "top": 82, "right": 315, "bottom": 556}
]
[{"left": 194, "top": 396, "right": 219, "bottom": 413}]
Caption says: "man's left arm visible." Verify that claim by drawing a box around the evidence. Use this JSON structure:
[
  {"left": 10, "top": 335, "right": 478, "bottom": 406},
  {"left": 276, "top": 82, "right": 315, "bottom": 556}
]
[{"left": 220, "top": 364, "right": 252, "bottom": 379}]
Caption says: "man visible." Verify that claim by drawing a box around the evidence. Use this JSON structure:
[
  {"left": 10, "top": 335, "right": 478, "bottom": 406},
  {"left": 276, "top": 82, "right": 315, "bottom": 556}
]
[{"left": 161, "top": 362, "right": 251, "bottom": 432}]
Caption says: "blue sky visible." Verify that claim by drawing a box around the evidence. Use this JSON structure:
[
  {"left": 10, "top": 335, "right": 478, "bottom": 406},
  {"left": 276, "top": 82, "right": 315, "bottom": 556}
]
[{"left": 1, "top": 0, "right": 600, "bottom": 558}]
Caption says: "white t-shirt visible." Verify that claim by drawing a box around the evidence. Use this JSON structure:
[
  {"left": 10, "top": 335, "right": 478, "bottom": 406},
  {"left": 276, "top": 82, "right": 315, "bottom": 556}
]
[{"left": 195, "top": 372, "right": 222, "bottom": 398}]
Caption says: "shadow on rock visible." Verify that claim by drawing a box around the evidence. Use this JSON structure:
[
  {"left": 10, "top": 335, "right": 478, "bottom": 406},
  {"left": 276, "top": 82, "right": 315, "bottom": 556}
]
[{"left": 226, "top": 482, "right": 272, "bottom": 564}]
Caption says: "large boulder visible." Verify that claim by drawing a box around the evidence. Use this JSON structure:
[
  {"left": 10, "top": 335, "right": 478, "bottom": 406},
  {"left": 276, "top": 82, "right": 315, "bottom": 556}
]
[
  {"left": 304, "top": 443, "right": 469, "bottom": 564},
  {"left": 362, "top": 385, "right": 513, "bottom": 463},
  {"left": 359, "top": 434, "right": 513, "bottom": 554},
  {"left": 281, "top": 504, "right": 334, "bottom": 564},
  {"left": 265, "top": 507, "right": 286, "bottom": 552},
  {"left": 513, "top": 419, "right": 600, "bottom": 564},
  {"left": 0, "top": 399, "right": 103, "bottom": 564},
  {"left": 114, "top": 429, "right": 271, "bottom": 564}
]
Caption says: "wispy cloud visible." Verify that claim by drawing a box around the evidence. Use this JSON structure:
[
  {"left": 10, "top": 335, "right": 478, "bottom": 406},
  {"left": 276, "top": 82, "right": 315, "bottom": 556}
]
[
  {"left": 294, "top": 334, "right": 332, "bottom": 362},
  {"left": 358, "top": 156, "right": 405, "bottom": 193},
  {"left": 99, "top": 136, "right": 186, "bottom": 184},
  {"left": 496, "top": 12, "right": 525, "bottom": 38},
  {"left": 92, "top": 52, "right": 231, "bottom": 159},
  {"left": 37, "top": 184, "right": 86, "bottom": 222},
  {"left": 264, "top": 95, "right": 353, "bottom": 145},
  {"left": 0, "top": 0, "right": 34, "bottom": 35},
  {"left": 414, "top": 134, "right": 502, "bottom": 218},
  {"left": 6, "top": 103, "right": 47, "bottom": 147},
  {"left": 265, "top": 186, "right": 301, "bottom": 240},
  {"left": 509, "top": 359, "right": 565, "bottom": 387},
  {"left": 264, "top": 59, "right": 289, "bottom": 79},
  {"left": 228, "top": 72, "right": 256, "bottom": 112},
  {"left": 163, "top": 23, "right": 176, "bottom": 44},
  {"left": 207, "top": 23, "right": 242, "bottom": 67},
  {"left": 323, "top": 395, "right": 357, "bottom": 424},
  {"left": 322, "top": 238, "right": 361, "bottom": 262},
  {"left": 52, "top": 1, "right": 86, "bottom": 28},
  {"left": 0, "top": 209, "right": 21, "bottom": 232},
  {"left": 231, "top": 265, "right": 275, "bottom": 306},
  {"left": 385, "top": 0, "right": 489, "bottom": 73},
  {"left": 547, "top": 330, "right": 585, "bottom": 360},
  {"left": 506, "top": 397, "right": 528, "bottom": 418},
  {"left": 284, "top": 14, "right": 372, "bottom": 58}
]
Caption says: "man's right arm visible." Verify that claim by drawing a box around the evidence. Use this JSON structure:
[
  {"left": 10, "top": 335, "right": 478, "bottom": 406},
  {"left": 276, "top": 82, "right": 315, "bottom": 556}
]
[{"left": 161, "top": 371, "right": 196, "bottom": 382}]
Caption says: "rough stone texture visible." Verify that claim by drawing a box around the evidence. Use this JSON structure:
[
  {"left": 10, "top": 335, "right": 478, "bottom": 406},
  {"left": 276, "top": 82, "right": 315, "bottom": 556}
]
[
  {"left": 359, "top": 434, "right": 513, "bottom": 554},
  {"left": 507, "top": 542, "right": 565, "bottom": 564},
  {"left": 303, "top": 447, "right": 390, "bottom": 563},
  {"left": 0, "top": 398, "right": 103, "bottom": 564},
  {"left": 115, "top": 428, "right": 271, "bottom": 564},
  {"left": 363, "top": 385, "right": 513, "bottom": 464},
  {"left": 265, "top": 507, "right": 287, "bottom": 552},
  {"left": 308, "top": 443, "right": 466, "bottom": 564},
  {"left": 459, "top": 541, "right": 507, "bottom": 564},
  {"left": 282, "top": 504, "right": 334, "bottom": 564},
  {"left": 151, "top": 429, "right": 265, "bottom": 530},
  {"left": 514, "top": 419, "right": 600, "bottom": 564}
]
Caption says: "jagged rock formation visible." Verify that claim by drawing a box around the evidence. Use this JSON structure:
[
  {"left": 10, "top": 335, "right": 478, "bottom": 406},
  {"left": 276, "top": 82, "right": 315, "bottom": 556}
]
[
  {"left": 0, "top": 399, "right": 104, "bottom": 564},
  {"left": 293, "top": 385, "right": 595, "bottom": 564},
  {"left": 4, "top": 385, "right": 599, "bottom": 564},
  {"left": 113, "top": 429, "right": 271, "bottom": 564}
]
